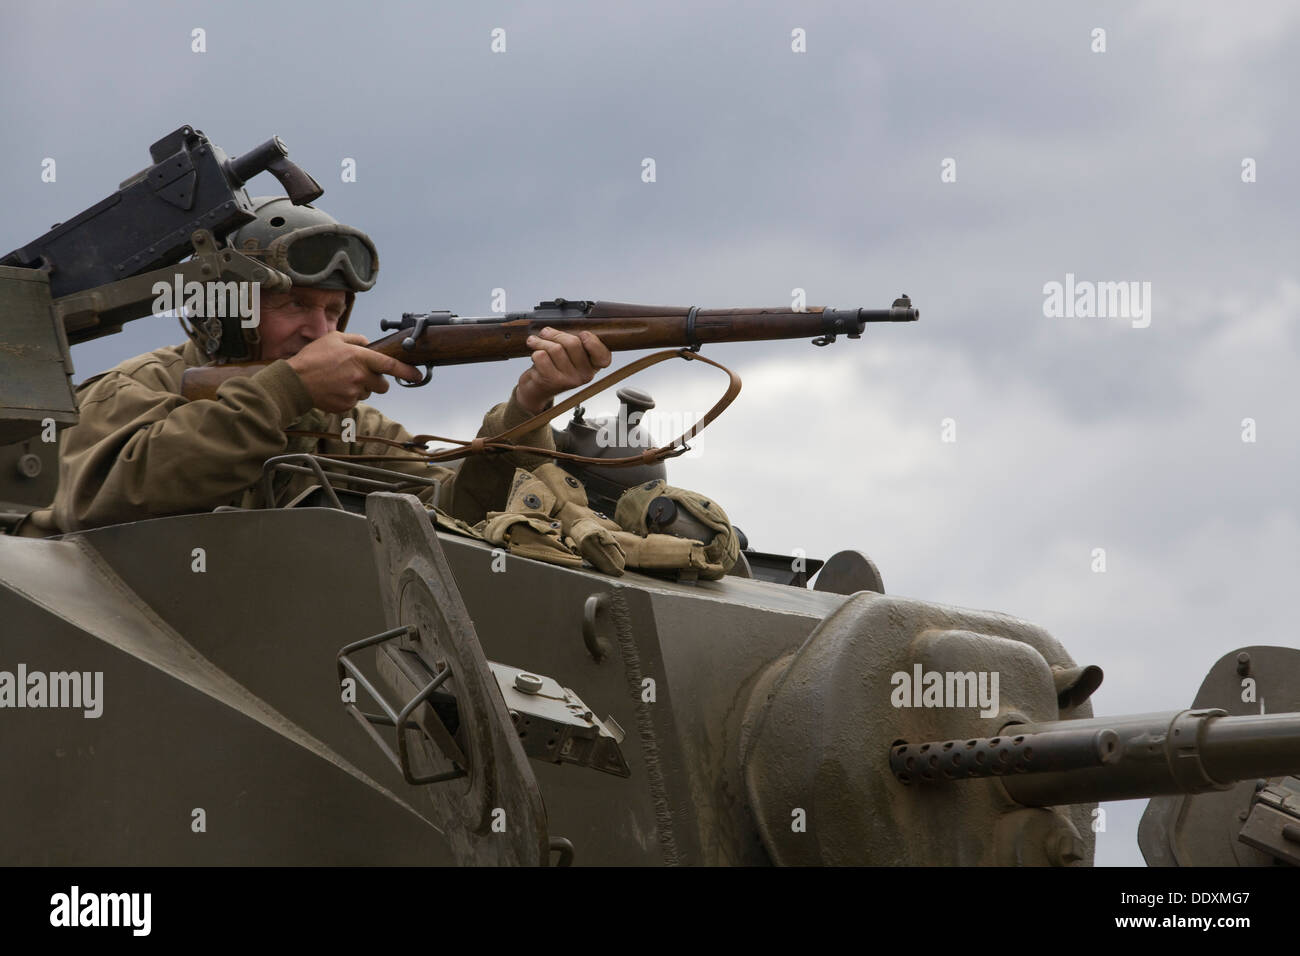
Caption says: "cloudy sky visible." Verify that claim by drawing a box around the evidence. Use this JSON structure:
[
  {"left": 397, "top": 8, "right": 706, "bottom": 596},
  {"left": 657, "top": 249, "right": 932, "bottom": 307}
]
[{"left": 4, "top": 1, "right": 1298, "bottom": 866}]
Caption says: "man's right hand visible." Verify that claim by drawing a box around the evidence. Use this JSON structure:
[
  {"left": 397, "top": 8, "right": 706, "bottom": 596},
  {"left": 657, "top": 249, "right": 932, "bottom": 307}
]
[{"left": 286, "top": 332, "right": 423, "bottom": 413}]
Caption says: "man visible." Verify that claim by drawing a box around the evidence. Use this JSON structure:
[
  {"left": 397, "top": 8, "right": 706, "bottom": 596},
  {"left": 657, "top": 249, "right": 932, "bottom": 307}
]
[{"left": 25, "top": 196, "right": 611, "bottom": 533}]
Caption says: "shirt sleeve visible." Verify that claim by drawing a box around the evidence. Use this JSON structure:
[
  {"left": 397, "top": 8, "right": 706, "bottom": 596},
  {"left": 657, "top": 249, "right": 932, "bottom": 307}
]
[{"left": 52, "top": 359, "right": 314, "bottom": 531}]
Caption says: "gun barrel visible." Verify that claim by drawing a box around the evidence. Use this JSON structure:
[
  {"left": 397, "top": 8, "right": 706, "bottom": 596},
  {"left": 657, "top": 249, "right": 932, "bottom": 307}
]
[
  {"left": 890, "top": 709, "right": 1300, "bottom": 806},
  {"left": 822, "top": 303, "right": 920, "bottom": 325}
]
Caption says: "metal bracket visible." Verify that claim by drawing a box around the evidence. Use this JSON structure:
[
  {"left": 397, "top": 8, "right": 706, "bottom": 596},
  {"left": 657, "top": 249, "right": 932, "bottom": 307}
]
[
  {"left": 53, "top": 228, "right": 291, "bottom": 345},
  {"left": 337, "top": 625, "right": 467, "bottom": 786},
  {"left": 549, "top": 837, "right": 575, "bottom": 867},
  {"left": 259, "top": 453, "right": 443, "bottom": 511},
  {"left": 684, "top": 305, "right": 702, "bottom": 352},
  {"left": 1238, "top": 775, "right": 1300, "bottom": 865},
  {"left": 812, "top": 309, "right": 848, "bottom": 347},
  {"left": 490, "top": 662, "right": 630, "bottom": 777}
]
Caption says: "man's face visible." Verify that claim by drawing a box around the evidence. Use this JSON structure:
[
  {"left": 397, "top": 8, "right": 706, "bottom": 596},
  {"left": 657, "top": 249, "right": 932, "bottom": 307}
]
[{"left": 256, "top": 287, "right": 348, "bottom": 360}]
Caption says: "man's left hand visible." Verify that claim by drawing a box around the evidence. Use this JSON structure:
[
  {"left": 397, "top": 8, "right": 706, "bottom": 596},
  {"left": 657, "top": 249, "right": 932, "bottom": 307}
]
[{"left": 515, "top": 327, "right": 613, "bottom": 415}]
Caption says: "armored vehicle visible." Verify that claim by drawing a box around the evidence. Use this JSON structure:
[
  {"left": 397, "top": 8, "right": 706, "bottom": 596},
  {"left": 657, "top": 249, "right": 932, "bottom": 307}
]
[{"left": 2, "top": 128, "right": 1297, "bottom": 866}]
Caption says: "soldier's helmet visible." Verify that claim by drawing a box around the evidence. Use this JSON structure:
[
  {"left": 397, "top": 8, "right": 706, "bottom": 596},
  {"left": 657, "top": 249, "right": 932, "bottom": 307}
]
[{"left": 195, "top": 196, "right": 380, "bottom": 361}]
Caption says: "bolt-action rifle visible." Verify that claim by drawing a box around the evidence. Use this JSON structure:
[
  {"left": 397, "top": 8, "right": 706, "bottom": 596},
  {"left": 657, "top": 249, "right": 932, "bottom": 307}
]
[{"left": 179, "top": 296, "right": 920, "bottom": 400}]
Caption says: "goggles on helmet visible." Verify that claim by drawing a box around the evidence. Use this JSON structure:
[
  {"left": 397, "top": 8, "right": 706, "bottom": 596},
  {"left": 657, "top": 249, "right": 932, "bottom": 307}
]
[{"left": 257, "top": 223, "right": 378, "bottom": 292}]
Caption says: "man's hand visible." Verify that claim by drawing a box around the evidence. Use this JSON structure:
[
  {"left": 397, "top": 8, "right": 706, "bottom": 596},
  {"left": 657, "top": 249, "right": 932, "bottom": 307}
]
[
  {"left": 286, "top": 332, "right": 423, "bottom": 413},
  {"left": 515, "top": 327, "right": 613, "bottom": 415}
]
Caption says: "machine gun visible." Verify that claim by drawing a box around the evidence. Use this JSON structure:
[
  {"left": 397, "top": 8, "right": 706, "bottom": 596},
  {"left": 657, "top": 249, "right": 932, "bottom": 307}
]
[
  {"left": 2, "top": 124, "right": 321, "bottom": 326},
  {"left": 0, "top": 125, "right": 320, "bottom": 445},
  {"left": 891, "top": 709, "right": 1300, "bottom": 803}
]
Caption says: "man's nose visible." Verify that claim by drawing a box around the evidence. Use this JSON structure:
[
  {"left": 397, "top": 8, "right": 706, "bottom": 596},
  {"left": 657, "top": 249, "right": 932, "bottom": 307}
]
[{"left": 299, "top": 306, "right": 333, "bottom": 339}]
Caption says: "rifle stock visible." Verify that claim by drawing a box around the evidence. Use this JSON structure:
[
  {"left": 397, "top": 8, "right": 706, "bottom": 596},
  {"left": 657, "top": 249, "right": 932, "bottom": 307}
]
[{"left": 180, "top": 296, "right": 917, "bottom": 401}]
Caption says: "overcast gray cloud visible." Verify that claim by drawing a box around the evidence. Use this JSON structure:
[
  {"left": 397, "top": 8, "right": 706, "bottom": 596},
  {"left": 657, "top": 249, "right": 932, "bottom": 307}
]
[{"left": 3, "top": 0, "right": 1297, "bottom": 867}]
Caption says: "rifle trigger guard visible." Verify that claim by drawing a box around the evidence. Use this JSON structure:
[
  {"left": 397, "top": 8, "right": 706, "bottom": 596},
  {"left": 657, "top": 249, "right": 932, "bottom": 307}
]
[{"left": 400, "top": 364, "right": 434, "bottom": 387}]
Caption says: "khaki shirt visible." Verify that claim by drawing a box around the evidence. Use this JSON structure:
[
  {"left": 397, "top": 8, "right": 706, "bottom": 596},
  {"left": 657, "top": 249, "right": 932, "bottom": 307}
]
[{"left": 34, "top": 340, "right": 554, "bottom": 533}]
